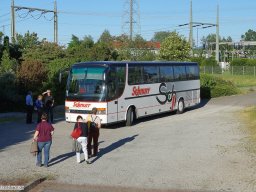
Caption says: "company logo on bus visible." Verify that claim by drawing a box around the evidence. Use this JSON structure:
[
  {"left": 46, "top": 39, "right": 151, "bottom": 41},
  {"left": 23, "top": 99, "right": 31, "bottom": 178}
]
[
  {"left": 73, "top": 102, "right": 91, "bottom": 108},
  {"left": 156, "top": 83, "right": 176, "bottom": 106},
  {"left": 132, "top": 86, "right": 150, "bottom": 96}
]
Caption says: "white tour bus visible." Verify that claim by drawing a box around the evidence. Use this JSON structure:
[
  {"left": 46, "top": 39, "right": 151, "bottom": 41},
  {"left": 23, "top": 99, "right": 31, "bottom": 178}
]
[{"left": 64, "top": 61, "right": 200, "bottom": 126}]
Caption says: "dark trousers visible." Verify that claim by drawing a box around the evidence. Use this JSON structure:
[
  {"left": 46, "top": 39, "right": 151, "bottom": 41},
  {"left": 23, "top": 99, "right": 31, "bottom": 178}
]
[
  {"left": 45, "top": 107, "right": 53, "bottom": 123},
  {"left": 87, "top": 129, "right": 99, "bottom": 156},
  {"left": 37, "top": 109, "right": 43, "bottom": 123},
  {"left": 26, "top": 105, "right": 33, "bottom": 124}
]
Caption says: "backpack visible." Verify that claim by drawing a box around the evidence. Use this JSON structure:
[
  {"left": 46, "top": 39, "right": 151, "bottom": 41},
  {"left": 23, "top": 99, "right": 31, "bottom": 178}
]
[{"left": 88, "top": 115, "right": 98, "bottom": 133}]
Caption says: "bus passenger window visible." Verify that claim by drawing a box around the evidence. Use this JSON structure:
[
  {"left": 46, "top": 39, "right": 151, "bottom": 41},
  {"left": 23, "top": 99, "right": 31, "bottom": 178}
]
[{"left": 159, "top": 66, "right": 174, "bottom": 82}]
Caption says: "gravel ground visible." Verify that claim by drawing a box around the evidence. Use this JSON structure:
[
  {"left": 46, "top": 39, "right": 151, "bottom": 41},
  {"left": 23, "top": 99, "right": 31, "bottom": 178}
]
[{"left": 1, "top": 92, "right": 256, "bottom": 192}]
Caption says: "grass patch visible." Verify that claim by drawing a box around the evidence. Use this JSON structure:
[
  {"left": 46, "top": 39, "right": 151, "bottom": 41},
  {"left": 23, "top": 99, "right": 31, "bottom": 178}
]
[
  {"left": 213, "top": 73, "right": 256, "bottom": 88},
  {"left": 240, "top": 106, "right": 256, "bottom": 154}
]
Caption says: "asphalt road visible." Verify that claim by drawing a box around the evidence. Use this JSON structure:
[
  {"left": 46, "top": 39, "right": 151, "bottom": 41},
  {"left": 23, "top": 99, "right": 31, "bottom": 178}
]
[{"left": 1, "top": 92, "right": 256, "bottom": 192}]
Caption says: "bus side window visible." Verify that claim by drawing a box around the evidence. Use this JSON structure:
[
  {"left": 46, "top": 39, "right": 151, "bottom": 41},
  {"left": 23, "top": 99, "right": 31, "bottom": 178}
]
[
  {"left": 159, "top": 65, "right": 174, "bottom": 82},
  {"left": 107, "top": 81, "right": 116, "bottom": 99},
  {"left": 143, "top": 66, "right": 159, "bottom": 84},
  {"left": 186, "top": 65, "right": 199, "bottom": 80},
  {"left": 174, "top": 66, "right": 186, "bottom": 81}
]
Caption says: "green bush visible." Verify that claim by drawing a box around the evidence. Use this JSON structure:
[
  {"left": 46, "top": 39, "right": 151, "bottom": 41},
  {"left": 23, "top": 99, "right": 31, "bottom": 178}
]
[
  {"left": 230, "top": 58, "right": 256, "bottom": 66},
  {"left": 200, "top": 74, "right": 240, "bottom": 99},
  {"left": 0, "top": 73, "right": 24, "bottom": 112},
  {"left": 201, "top": 57, "right": 217, "bottom": 66}
]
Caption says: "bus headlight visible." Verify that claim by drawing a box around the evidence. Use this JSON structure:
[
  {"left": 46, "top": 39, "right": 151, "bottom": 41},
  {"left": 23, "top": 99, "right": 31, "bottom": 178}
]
[{"left": 97, "top": 108, "right": 106, "bottom": 115}]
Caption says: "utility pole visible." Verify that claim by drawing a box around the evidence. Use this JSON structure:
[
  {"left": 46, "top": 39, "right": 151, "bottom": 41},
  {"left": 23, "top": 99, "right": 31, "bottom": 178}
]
[
  {"left": 189, "top": 0, "right": 193, "bottom": 54},
  {"left": 11, "top": 0, "right": 58, "bottom": 44},
  {"left": 122, "top": 0, "right": 140, "bottom": 40},
  {"left": 54, "top": 0, "right": 58, "bottom": 44},
  {"left": 11, "top": 0, "right": 16, "bottom": 42},
  {"left": 130, "top": 0, "right": 133, "bottom": 40},
  {"left": 215, "top": 4, "right": 220, "bottom": 63}
]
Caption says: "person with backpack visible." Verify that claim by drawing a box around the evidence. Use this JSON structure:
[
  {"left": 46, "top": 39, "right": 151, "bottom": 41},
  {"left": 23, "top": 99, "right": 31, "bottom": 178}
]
[{"left": 86, "top": 107, "right": 101, "bottom": 158}]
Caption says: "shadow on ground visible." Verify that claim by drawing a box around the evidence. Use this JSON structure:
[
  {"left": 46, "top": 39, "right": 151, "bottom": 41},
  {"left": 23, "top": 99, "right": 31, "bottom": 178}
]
[
  {"left": 0, "top": 107, "right": 65, "bottom": 151},
  {"left": 91, "top": 134, "right": 138, "bottom": 163}
]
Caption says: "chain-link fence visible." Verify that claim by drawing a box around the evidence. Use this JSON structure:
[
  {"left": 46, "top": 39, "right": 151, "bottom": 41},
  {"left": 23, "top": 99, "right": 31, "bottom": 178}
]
[{"left": 200, "top": 66, "right": 256, "bottom": 76}]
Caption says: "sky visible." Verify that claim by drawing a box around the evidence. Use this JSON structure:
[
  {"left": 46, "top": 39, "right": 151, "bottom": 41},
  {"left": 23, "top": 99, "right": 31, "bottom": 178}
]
[{"left": 1, "top": 0, "right": 256, "bottom": 46}]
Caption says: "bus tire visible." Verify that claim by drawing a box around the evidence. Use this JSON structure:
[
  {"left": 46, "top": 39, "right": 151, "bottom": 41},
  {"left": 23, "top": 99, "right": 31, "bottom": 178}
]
[
  {"left": 126, "top": 107, "right": 135, "bottom": 126},
  {"left": 177, "top": 99, "right": 184, "bottom": 114}
]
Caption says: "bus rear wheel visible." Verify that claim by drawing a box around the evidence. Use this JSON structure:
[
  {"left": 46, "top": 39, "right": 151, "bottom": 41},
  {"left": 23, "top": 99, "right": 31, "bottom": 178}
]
[
  {"left": 126, "top": 107, "right": 135, "bottom": 126},
  {"left": 177, "top": 99, "right": 184, "bottom": 114}
]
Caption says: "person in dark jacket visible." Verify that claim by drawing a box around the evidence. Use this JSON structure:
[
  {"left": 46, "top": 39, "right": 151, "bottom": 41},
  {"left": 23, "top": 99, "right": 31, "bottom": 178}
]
[
  {"left": 73, "top": 115, "right": 90, "bottom": 164},
  {"left": 33, "top": 113, "right": 54, "bottom": 167},
  {"left": 42, "top": 89, "right": 54, "bottom": 123}
]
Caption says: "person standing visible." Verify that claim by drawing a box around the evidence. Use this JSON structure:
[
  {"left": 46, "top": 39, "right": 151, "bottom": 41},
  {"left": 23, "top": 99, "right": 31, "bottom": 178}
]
[
  {"left": 26, "top": 91, "right": 33, "bottom": 124},
  {"left": 42, "top": 90, "right": 54, "bottom": 123},
  {"left": 86, "top": 107, "right": 101, "bottom": 158},
  {"left": 33, "top": 113, "right": 54, "bottom": 167},
  {"left": 73, "top": 115, "right": 90, "bottom": 164},
  {"left": 35, "top": 95, "right": 44, "bottom": 123}
]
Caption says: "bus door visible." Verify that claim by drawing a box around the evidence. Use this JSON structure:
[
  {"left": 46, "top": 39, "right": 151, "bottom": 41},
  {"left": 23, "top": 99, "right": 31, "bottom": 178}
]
[
  {"left": 106, "top": 65, "right": 126, "bottom": 123},
  {"left": 107, "top": 98, "right": 118, "bottom": 123}
]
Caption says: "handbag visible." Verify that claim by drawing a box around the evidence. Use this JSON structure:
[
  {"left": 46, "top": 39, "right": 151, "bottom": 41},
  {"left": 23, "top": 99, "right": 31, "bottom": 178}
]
[
  {"left": 30, "top": 140, "right": 38, "bottom": 156},
  {"left": 71, "top": 122, "right": 82, "bottom": 139}
]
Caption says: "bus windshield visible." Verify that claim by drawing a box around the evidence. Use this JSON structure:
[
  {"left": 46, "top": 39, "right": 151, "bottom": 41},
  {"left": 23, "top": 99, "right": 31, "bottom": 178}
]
[{"left": 67, "top": 66, "right": 107, "bottom": 101}]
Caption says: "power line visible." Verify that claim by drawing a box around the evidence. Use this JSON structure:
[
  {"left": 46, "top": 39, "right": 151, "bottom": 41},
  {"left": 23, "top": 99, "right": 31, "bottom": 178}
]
[{"left": 11, "top": 0, "right": 58, "bottom": 43}]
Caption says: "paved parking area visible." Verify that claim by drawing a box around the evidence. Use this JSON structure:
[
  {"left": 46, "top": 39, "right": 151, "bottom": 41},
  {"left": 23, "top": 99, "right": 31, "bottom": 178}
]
[{"left": 1, "top": 92, "right": 256, "bottom": 192}]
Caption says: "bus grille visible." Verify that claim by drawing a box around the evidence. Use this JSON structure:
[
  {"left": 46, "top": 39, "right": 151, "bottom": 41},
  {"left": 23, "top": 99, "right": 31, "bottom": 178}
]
[{"left": 69, "top": 109, "right": 91, "bottom": 114}]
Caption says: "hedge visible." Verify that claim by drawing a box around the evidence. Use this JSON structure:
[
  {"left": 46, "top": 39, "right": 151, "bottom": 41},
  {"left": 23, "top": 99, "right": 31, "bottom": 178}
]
[{"left": 200, "top": 74, "right": 240, "bottom": 99}]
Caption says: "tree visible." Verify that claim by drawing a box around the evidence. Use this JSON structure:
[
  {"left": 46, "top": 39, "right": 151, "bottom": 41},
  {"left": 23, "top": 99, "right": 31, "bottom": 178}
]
[
  {"left": 22, "top": 41, "right": 66, "bottom": 64},
  {"left": 67, "top": 35, "right": 81, "bottom": 50},
  {"left": 241, "top": 29, "right": 256, "bottom": 41},
  {"left": 158, "top": 32, "right": 191, "bottom": 61},
  {"left": 17, "top": 59, "right": 47, "bottom": 92},
  {"left": 0, "top": 32, "right": 3, "bottom": 44},
  {"left": 0, "top": 49, "right": 17, "bottom": 74},
  {"left": 16, "top": 31, "right": 40, "bottom": 49},
  {"left": 0, "top": 72, "right": 22, "bottom": 111},
  {"left": 152, "top": 31, "right": 172, "bottom": 43},
  {"left": 132, "top": 34, "right": 147, "bottom": 48},
  {"left": 81, "top": 35, "right": 94, "bottom": 49},
  {"left": 98, "top": 30, "right": 113, "bottom": 44},
  {"left": 89, "top": 42, "right": 112, "bottom": 61},
  {"left": 3, "top": 36, "right": 10, "bottom": 52}
]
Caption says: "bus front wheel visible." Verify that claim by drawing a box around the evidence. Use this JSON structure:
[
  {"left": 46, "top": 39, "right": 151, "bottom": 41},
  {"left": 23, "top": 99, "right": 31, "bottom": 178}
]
[
  {"left": 177, "top": 99, "right": 184, "bottom": 114},
  {"left": 126, "top": 107, "right": 135, "bottom": 126}
]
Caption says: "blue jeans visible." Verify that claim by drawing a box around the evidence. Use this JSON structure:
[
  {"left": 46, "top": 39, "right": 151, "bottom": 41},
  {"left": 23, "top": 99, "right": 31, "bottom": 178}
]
[{"left": 37, "top": 141, "right": 52, "bottom": 167}]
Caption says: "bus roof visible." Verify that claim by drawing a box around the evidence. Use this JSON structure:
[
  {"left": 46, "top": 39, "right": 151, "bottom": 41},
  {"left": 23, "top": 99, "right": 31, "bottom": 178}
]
[{"left": 72, "top": 61, "right": 198, "bottom": 67}]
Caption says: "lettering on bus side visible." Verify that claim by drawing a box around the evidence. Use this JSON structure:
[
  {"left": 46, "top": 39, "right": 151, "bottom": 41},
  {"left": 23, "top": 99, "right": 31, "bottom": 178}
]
[
  {"left": 73, "top": 102, "right": 91, "bottom": 108},
  {"left": 132, "top": 86, "right": 150, "bottom": 96},
  {"left": 156, "top": 83, "right": 176, "bottom": 105}
]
